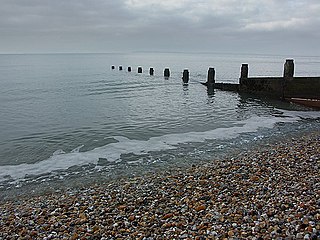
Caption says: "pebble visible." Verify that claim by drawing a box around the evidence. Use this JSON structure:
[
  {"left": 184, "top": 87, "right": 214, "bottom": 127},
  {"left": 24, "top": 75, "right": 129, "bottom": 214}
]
[{"left": 0, "top": 133, "right": 319, "bottom": 239}]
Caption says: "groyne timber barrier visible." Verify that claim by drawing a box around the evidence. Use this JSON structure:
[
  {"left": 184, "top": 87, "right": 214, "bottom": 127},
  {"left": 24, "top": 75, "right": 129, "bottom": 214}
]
[
  {"left": 237, "top": 59, "right": 320, "bottom": 99},
  {"left": 214, "top": 59, "right": 320, "bottom": 100},
  {"left": 111, "top": 59, "right": 320, "bottom": 100}
]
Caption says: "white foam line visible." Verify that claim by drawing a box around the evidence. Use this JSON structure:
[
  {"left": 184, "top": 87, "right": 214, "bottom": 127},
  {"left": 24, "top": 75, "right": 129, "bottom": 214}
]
[{"left": 0, "top": 110, "right": 318, "bottom": 181}]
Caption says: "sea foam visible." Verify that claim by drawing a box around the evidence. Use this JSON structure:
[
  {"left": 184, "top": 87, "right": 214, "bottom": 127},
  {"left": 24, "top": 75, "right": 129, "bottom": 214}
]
[{"left": 0, "top": 110, "right": 318, "bottom": 182}]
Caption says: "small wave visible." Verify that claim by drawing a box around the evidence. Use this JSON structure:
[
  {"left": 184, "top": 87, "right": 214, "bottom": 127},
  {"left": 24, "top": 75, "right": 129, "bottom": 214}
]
[
  {"left": 0, "top": 110, "right": 318, "bottom": 183},
  {"left": 52, "top": 149, "right": 66, "bottom": 155},
  {"left": 70, "top": 145, "right": 84, "bottom": 153}
]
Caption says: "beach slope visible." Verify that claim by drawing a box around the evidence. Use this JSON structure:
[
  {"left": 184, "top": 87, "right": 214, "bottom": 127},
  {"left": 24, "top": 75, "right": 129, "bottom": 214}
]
[{"left": 0, "top": 134, "right": 319, "bottom": 239}]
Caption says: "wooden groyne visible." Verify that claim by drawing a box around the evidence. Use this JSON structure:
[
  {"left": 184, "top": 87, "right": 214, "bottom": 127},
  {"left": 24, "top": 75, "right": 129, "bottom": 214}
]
[
  {"left": 236, "top": 59, "right": 320, "bottom": 99},
  {"left": 212, "top": 59, "right": 320, "bottom": 101},
  {"left": 111, "top": 59, "right": 320, "bottom": 101}
]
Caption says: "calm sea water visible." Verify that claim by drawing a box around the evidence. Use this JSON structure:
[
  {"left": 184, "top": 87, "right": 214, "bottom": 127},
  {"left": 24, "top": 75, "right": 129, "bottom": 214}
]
[{"left": 0, "top": 52, "right": 319, "bottom": 198}]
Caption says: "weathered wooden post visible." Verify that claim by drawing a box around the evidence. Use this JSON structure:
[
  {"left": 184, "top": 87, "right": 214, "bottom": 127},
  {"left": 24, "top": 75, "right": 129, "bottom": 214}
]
[
  {"left": 138, "top": 67, "right": 143, "bottom": 73},
  {"left": 149, "top": 68, "right": 154, "bottom": 76},
  {"left": 128, "top": 66, "right": 132, "bottom": 72},
  {"left": 119, "top": 66, "right": 123, "bottom": 71},
  {"left": 207, "top": 67, "right": 215, "bottom": 85},
  {"left": 240, "top": 64, "right": 249, "bottom": 79},
  {"left": 201, "top": 67, "right": 215, "bottom": 87},
  {"left": 239, "top": 63, "right": 249, "bottom": 85},
  {"left": 164, "top": 68, "right": 170, "bottom": 78},
  {"left": 111, "top": 65, "right": 115, "bottom": 70},
  {"left": 182, "top": 69, "right": 189, "bottom": 84},
  {"left": 282, "top": 59, "right": 295, "bottom": 99},
  {"left": 283, "top": 59, "right": 294, "bottom": 79}
]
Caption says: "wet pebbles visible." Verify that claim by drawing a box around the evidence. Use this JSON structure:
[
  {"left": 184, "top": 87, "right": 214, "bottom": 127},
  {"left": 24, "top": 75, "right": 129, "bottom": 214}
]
[{"left": 0, "top": 133, "right": 319, "bottom": 239}]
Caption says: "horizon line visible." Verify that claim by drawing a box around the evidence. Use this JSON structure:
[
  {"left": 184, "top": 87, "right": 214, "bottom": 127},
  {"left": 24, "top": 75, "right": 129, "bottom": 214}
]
[{"left": 0, "top": 51, "right": 319, "bottom": 58}]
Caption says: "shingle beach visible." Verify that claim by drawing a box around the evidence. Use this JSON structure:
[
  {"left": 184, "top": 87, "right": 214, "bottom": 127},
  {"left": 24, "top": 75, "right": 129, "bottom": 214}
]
[{"left": 1, "top": 133, "right": 319, "bottom": 239}]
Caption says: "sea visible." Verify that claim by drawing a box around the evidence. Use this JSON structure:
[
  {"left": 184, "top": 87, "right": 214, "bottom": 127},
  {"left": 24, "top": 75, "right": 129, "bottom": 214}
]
[{"left": 0, "top": 52, "right": 319, "bottom": 199}]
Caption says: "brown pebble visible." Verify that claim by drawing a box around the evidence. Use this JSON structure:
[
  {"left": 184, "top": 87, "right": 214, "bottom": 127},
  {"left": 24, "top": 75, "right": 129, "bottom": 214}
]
[
  {"left": 228, "top": 230, "right": 234, "bottom": 237},
  {"left": 250, "top": 175, "right": 260, "bottom": 181},
  {"left": 71, "top": 233, "right": 78, "bottom": 240},
  {"left": 92, "top": 225, "right": 100, "bottom": 232},
  {"left": 162, "top": 222, "right": 172, "bottom": 228},
  {"left": 118, "top": 205, "right": 126, "bottom": 210},
  {"left": 307, "top": 225, "right": 313, "bottom": 232},
  {"left": 162, "top": 213, "right": 174, "bottom": 220},
  {"left": 194, "top": 205, "right": 206, "bottom": 212},
  {"left": 30, "top": 231, "right": 38, "bottom": 237}
]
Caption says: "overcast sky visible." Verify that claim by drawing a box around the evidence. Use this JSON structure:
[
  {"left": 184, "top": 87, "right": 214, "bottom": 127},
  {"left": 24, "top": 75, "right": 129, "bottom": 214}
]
[{"left": 1, "top": 0, "right": 319, "bottom": 55}]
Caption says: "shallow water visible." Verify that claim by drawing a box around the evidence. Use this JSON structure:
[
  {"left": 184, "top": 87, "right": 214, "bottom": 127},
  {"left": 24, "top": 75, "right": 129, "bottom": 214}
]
[{"left": 0, "top": 52, "right": 319, "bottom": 198}]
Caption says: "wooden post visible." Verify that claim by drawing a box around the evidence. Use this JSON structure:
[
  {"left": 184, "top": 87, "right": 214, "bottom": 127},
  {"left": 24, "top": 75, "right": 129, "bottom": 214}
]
[
  {"left": 128, "top": 66, "right": 132, "bottom": 72},
  {"left": 119, "top": 66, "right": 123, "bottom": 71},
  {"left": 164, "top": 68, "right": 170, "bottom": 78},
  {"left": 240, "top": 64, "right": 249, "bottom": 79},
  {"left": 149, "top": 68, "right": 154, "bottom": 76},
  {"left": 240, "top": 64, "right": 248, "bottom": 85},
  {"left": 207, "top": 68, "right": 215, "bottom": 85},
  {"left": 282, "top": 59, "right": 294, "bottom": 100},
  {"left": 182, "top": 69, "right": 189, "bottom": 83},
  {"left": 283, "top": 59, "right": 294, "bottom": 79},
  {"left": 111, "top": 65, "right": 115, "bottom": 70},
  {"left": 138, "top": 67, "right": 143, "bottom": 73}
]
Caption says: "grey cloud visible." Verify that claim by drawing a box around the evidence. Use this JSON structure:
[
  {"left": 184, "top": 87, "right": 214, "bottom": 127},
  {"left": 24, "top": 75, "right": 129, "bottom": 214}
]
[
  {"left": 1, "top": 0, "right": 128, "bottom": 30},
  {"left": 0, "top": 0, "right": 319, "bottom": 54}
]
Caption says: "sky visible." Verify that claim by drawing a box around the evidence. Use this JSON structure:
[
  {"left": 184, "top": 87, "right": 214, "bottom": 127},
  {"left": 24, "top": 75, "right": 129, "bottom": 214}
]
[{"left": 0, "top": 0, "right": 320, "bottom": 55}]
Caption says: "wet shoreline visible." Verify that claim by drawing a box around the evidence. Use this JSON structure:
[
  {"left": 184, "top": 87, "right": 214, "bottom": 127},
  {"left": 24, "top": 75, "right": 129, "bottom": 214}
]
[{"left": 0, "top": 132, "right": 319, "bottom": 239}]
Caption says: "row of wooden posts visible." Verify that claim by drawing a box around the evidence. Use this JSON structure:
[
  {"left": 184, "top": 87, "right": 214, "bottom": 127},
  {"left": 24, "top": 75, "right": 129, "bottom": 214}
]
[
  {"left": 111, "top": 59, "right": 295, "bottom": 87},
  {"left": 111, "top": 65, "right": 216, "bottom": 85},
  {"left": 110, "top": 60, "right": 320, "bottom": 100}
]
